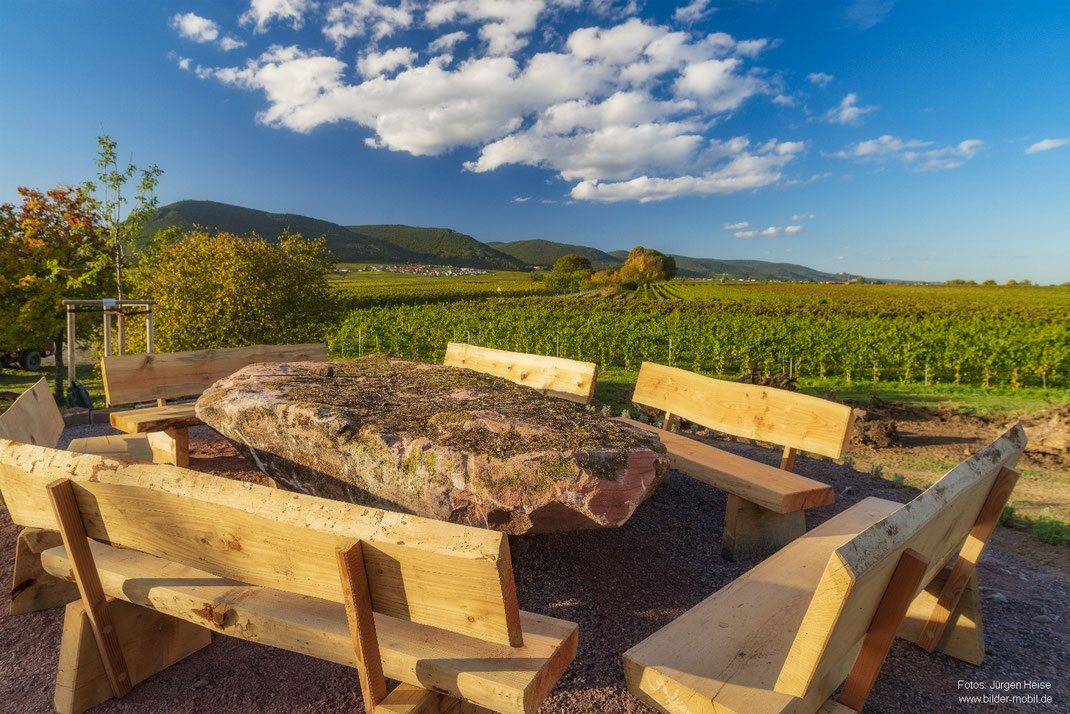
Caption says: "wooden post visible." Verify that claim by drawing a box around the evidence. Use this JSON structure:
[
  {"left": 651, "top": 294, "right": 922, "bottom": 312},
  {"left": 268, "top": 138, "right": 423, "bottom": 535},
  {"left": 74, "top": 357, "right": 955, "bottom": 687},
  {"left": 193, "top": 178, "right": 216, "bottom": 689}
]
[
  {"left": 662, "top": 411, "right": 678, "bottom": 432},
  {"left": 146, "top": 307, "right": 154, "bottom": 353},
  {"left": 66, "top": 307, "right": 76, "bottom": 388},
  {"left": 117, "top": 311, "right": 126, "bottom": 355},
  {"left": 46, "top": 479, "right": 132, "bottom": 699},
  {"left": 102, "top": 312, "right": 112, "bottom": 358},
  {"left": 838, "top": 549, "right": 929, "bottom": 711},
  {"left": 337, "top": 541, "right": 388, "bottom": 713},
  {"left": 780, "top": 446, "right": 797, "bottom": 472},
  {"left": 917, "top": 467, "right": 1019, "bottom": 651},
  {"left": 722, "top": 495, "right": 806, "bottom": 561}
]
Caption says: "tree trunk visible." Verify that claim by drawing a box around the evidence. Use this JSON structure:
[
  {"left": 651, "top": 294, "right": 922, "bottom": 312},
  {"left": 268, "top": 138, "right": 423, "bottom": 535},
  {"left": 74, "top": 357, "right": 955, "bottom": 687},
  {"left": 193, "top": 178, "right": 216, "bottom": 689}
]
[{"left": 54, "top": 341, "right": 65, "bottom": 403}]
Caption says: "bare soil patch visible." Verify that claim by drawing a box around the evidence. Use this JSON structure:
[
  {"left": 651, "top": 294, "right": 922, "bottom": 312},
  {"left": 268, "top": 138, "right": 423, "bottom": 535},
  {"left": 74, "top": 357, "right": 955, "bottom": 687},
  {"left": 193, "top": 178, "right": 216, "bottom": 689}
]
[{"left": 1, "top": 424, "right": 1068, "bottom": 713}]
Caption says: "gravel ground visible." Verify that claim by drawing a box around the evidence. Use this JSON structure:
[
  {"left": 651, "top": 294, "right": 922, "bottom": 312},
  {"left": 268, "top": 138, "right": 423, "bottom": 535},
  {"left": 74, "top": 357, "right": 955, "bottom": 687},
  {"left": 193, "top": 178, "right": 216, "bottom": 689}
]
[{"left": 2, "top": 424, "right": 1067, "bottom": 713}]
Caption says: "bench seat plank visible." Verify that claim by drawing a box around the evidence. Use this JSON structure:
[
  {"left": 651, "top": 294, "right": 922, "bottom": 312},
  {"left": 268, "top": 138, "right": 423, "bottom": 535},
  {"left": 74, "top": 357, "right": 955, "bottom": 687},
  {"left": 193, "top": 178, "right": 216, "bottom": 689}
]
[
  {"left": 617, "top": 418, "right": 834, "bottom": 514},
  {"left": 110, "top": 404, "right": 201, "bottom": 434},
  {"left": 42, "top": 542, "right": 578, "bottom": 714},
  {"left": 623, "top": 497, "right": 901, "bottom": 714},
  {"left": 67, "top": 434, "right": 155, "bottom": 463}
]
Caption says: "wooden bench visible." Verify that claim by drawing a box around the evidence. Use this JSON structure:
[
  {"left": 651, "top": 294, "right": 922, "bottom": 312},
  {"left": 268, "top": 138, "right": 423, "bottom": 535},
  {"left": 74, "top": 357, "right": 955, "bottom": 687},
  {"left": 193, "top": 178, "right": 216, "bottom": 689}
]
[
  {"left": 0, "top": 441, "right": 578, "bottom": 714},
  {"left": 0, "top": 378, "right": 177, "bottom": 616},
  {"left": 623, "top": 423, "right": 1026, "bottom": 714},
  {"left": 622, "top": 362, "right": 854, "bottom": 559},
  {"left": 443, "top": 342, "right": 598, "bottom": 404},
  {"left": 102, "top": 343, "right": 328, "bottom": 467}
]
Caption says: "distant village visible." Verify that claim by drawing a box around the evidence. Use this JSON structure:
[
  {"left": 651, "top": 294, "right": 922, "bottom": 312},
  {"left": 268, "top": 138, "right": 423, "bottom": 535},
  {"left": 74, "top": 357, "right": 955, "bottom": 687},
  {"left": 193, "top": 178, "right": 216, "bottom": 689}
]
[{"left": 340, "top": 264, "right": 490, "bottom": 277}]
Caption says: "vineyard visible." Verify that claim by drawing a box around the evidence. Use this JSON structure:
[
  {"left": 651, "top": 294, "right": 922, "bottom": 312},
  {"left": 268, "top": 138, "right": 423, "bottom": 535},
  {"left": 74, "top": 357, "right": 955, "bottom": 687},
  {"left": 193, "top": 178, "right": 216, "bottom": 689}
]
[
  {"left": 330, "top": 284, "right": 1070, "bottom": 389},
  {"left": 329, "top": 268, "right": 548, "bottom": 307}
]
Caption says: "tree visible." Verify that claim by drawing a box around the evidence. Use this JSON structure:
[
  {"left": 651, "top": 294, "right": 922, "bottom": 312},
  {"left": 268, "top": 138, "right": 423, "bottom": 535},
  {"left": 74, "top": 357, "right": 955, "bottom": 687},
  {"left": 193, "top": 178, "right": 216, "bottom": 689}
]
[
  {"left": 134, "top": 229, "right": 337, "bottom": 350},
  {"left": 619, "top": 245, "right": 676, "bottom": 286},
  {"left": 553, "top": 254, "right": 592, "bottom": 273},
  {"left": 85, "top": 134, "right": 162, "bottom": 300},
  {"left": 0, "top": 186, "right": 112, "bottom": 399}
]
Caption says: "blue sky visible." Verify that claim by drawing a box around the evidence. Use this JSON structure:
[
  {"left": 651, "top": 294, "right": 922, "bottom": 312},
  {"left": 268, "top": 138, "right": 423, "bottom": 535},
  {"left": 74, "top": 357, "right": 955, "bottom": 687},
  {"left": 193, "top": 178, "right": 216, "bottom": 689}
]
[{"left": 2, "top": 0, "right": 1068, "bottom": 282}]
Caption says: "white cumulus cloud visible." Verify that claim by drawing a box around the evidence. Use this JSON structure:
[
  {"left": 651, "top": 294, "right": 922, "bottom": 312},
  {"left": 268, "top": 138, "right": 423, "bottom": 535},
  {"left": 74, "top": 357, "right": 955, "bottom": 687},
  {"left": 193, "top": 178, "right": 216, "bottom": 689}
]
[
  {"left": 323, "top": 0, "right": 415, "bottom": 49},
  {"left": 198, "top": 13, "right": 797, "bottom": 203},
  {"left": 1025, "top": 138, "right": 1070, "bottom": 154},
  {"left": 807, "top": 71, "right": 833, "bottom": 87},
  {"left": 171, "top": 13, "right": 220, "bottom": 43},
  {"left": 219, "top": 36, "right": 247, "bottom": 51},
  {"left": 240, "top": 0, "right": 315, "bottom": 33},
  {"left": 784, "top": 224, "right": 804, "bottom": 234},
  {"left": 724, "top": 221, "right": 748, "bottom": 229},
  {"left": 824, "top": 92, "right": 877, "bottom": 125},
  {"left": 832, "top": 134, "right": 983, "bottom": 171},
  {"left": 674, "top": 0, "right": 714, "bottom": 24},
  {"left": 735, "top": 230, "right": 757, "bottom": 238}
]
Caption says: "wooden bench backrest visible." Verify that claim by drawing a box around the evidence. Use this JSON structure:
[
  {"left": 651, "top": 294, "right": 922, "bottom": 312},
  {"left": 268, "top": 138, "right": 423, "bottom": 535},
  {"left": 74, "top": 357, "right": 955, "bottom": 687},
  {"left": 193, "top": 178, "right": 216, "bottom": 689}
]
[
  {"left": 443, "top": 342, "right": 598, "bottom": 404},
  {"left": 775, "top": 422, "right": 1026, "bottom": 701},
  {"left": 0, "top": 378, "right": 63, "bottom": 447},
  {"left": 0, "top": 441, "right": 523, "bottom": 647},
  {"left": 101, "top": 343, "right": 329, "bottom": 406},
  {"left": 632, "top": 362, "right": 854, "bottom": 458}
]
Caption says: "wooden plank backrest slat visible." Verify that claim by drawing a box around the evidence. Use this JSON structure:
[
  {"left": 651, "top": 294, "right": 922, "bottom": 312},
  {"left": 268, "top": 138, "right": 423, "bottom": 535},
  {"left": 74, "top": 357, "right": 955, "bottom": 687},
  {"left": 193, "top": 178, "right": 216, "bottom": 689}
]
[
  {"left": 774, "top": 423, "right": 1026, "bottom": 703},
  {"left": 443, "top": 343, "right": 598, "bottom": 404},
  {"left": 0, "top": 440, "right": 523, "bottom": 647},
  {"left": 632, "top": 362, "right": 855, "bottom": 458},
  {"left": 101, "top": 343, "right": 328, "bottom": 406},
  {"left": 0, "top": 378, "right": 64, "bottom": 448}
]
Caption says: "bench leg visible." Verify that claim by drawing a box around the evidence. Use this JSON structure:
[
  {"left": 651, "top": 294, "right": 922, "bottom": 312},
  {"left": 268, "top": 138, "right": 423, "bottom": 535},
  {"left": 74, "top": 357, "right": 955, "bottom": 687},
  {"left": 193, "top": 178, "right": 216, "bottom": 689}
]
[
  {"left": 147, "top": 427, "right": 189, "bottom": 467},
  {"left": 721, "top": 495, "right": 806, "bottom": 561},
  {"left": 54, "top": 598, "right": 212, "bottom": 714},
  {"left": 896, "top": 567, "right": 985, "bottom": 665},
  {"left": 437, "top": 696, "right": 496, "bottom": 714},
  {"left": 9, "top": 528, "right": 80, "bottom": 615}
]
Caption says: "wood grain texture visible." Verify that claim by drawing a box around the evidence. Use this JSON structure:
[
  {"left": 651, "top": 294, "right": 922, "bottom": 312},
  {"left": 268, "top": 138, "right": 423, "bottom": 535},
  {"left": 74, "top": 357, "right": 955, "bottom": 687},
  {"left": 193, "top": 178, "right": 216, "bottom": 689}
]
[
  {"left": 47, "top": 479, "right": 132, "bottom": 698},
  {"left": 775, "top": 424, "right": 1026, "bottom": 703},
  {"left": 338, "top": 542, "right": 388, "bottom": 712},
  {"left": 0, "top": 378, "right": 64, "bottom": 447},
  {"left": 623, "top": 497, "right": 902, "bottom": 714},
  {"left": 53, "top": 598, "right": 211, "bottom": 714},
  {"left": 40, "top": 541, "right": 579, "bottom": 714},
  {"left": 376, "top": 685, "right": 444, "bottom": 714},
  {"left": 67, "top": 434, "right": 155, "bottom": 463},
  {"left": 101, "top": 343, "right": 328, "bottom": 405},
  {"left": 0, "top": 441, "right": 521, "bottom": 646},
  {"left": 109, "top": 403, "right": 200, "bottom": 434},
  {"left": 9, "top": 527, "right": 79, "bottom": 615},
  {"left": 897, "top": 567, "right": 984, "bottom": 666},
  {"left": 916, "top": 466, "right": 1018, "bottom": 652},
  {"left": 443, "top": 343, "right": 597, "bottom": 404},
  {"left": 722, "top": 494, "right": 806, "bottom": 561},
  {"left": 617, "top": 418, "right": 834, "bottom": 513},
  {"left": 146, "top": 427, "right": 189, "bottom": 466},
  {"left": 837, "top": 549, "right": 929, "bottom": 711},
  {"left": 632, "top": 362, "right": 855, "bottom": 458}
]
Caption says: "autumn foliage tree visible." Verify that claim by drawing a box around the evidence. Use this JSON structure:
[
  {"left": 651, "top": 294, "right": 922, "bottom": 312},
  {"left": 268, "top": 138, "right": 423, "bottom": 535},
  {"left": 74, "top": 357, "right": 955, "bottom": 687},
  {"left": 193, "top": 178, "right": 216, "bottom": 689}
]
[
  {"left": 553, "top": 254, "right": 592, "bottom": 273},
  {"left": 0, "top": 186, "right": 113, "bottom": 398},
  {"left": 619, "top": 245, "right": 677, "bottom": 286},
  {"left": 134, "top": 229, "right": 337, "bottom": 351}
]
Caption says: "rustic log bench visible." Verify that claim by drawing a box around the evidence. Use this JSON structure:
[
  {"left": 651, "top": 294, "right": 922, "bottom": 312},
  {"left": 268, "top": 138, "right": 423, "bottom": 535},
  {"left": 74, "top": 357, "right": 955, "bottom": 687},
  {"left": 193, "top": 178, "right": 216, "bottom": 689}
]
[
  {"left": 0, "top": 441, "right": 578, "bottom": 714},
  {"left": 0, "top": 378, "right": 171, "bottom": 615},
  {"left": 102, "top": 343, "right": 328, "bottom": 467},
  {"left": 443, "top": 342, "right": 598, "bottom": 404},
  {"left": 620, "top": 362, "right": 854, "bottom": 559},
  {"left": 623, "top": 423, "right": 1025, "bottom": 714}
]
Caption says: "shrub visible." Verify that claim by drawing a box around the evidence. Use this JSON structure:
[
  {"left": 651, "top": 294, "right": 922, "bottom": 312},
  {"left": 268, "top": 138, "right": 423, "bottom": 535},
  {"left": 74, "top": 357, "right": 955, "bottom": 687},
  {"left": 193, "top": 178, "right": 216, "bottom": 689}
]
[
  {"left": 135, "top": 229, "right": 337, "bottom": 351},
  {"left": 1032, "top": 517, "right": 1069, "bottom": 546}
]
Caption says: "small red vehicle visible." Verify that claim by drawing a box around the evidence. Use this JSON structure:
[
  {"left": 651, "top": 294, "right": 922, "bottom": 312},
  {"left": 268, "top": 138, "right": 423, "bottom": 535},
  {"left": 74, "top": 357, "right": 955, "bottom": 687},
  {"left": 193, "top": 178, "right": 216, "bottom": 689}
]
[{"left": 0, "top": 341, "right": 55, "bottom": 371}]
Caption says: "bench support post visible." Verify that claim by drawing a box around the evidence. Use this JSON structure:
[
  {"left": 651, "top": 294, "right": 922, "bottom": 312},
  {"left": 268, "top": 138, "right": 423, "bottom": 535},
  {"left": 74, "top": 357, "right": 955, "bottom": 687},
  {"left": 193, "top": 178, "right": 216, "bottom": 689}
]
[
  {"left": 9, "top": 527, "right": 80, "bottom": 615},
  {"left": 54, "top": 598, "right": 212, "bottom": 714},
  {"left": 917, "top": 467, "right": 1018, "bottom": 652},
  {"left": 838, "top": 548, "right": 929, "bottom": 711},
  {"left": 338, "top": 540, "right": 389, "bottom": 712},
  {"left": 147, "top": 426, "right": 189, "bottom": 467},
  {"left": 722, "top": 495, "right": 805, "bottom": 561},
  {"left": 897, "top": 567, "right": 984, "bottom": 665},
  {"left": 47, "top": 478, "right": 133, "bottom": 699},
  {"left": 780, "top": 446, "right": 797, "bottom": 472}
]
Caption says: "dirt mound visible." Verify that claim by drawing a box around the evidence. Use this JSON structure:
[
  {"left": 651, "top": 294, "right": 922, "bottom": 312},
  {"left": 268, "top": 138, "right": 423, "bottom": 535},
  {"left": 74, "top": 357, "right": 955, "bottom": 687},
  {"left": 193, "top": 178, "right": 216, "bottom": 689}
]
[
  {"left": 852, "top": 413, "right": 900, "bottom": 447},
  {"left": 1010, "top": 404, "right": 1070, "bottom": 463}
]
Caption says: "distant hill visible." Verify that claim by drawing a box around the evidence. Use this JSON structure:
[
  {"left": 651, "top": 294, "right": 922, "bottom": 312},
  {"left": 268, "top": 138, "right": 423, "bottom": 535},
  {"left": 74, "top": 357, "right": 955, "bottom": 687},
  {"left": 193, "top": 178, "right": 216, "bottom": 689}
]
[
  {"left": 487, "top": 239, "right": 620, "bottom": 270},
  {"left": 606, "top": 250, "right": 840, "bottom": 282},
  {"left": 350, "top": 225, "right": 526, "bottom": 270},
  {"left": 142, "top": 199, "right": 854, "bottom": 281},
  {"left": 139, "top": 200, "right": 411, "bottom": 263}
]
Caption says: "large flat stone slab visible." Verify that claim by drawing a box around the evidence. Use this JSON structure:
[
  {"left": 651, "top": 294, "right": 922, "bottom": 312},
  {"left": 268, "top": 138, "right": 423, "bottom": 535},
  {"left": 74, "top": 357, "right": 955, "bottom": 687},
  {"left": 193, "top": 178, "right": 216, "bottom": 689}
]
[{"left": 196, "top": 356, "right": 668, "bottom": 534}]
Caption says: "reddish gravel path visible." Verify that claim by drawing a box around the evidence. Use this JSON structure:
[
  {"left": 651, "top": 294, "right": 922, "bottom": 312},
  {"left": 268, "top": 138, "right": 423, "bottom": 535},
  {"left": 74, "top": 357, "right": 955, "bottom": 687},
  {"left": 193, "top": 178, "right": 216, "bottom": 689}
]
[{"left": 1, "top": 426, "right": 1067, "bottom": 713}]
